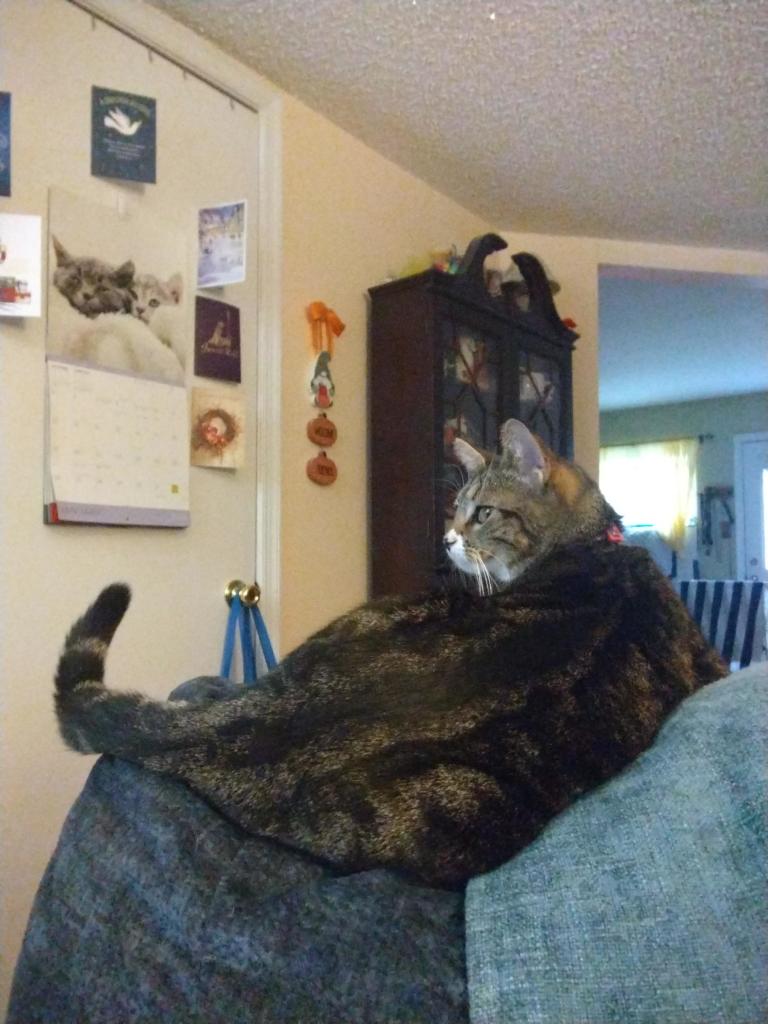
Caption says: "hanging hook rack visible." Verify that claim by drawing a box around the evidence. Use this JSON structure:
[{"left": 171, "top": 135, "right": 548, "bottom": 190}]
[
  {"left": 225, "top": 579, "right": 261, "bottom": 607},
  {"left": 68, "top": 0, "right": 260, "bottom": 114}
]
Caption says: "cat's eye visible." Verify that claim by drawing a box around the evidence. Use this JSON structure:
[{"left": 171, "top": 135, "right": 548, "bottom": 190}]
[
  {"left": 474, "top": 506, "right": 494, "bottom": 524},
  {"left": 149, "top": 299, "right": 160, "bottom": 307}
]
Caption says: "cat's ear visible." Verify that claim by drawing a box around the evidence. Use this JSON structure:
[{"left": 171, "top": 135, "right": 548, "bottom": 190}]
[
  {"left": 499, "top": 419, "right": 549, "bottom": 491},
  {"left": 454, "top": 438, "right": 487, "bottom": 477},
  {"left": 114, "top": 260, "right": 135, "bottom": 286},
  {"left": 52, "top": 236, "right": 72, "bottom": 267},
  {"left": 166, "top": 273, "right": 183, "bottom": 304}
]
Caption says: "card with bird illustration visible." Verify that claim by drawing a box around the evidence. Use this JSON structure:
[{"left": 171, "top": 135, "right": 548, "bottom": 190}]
[{"left": 91, "top": 86, "right": 156, "bottom": 183}]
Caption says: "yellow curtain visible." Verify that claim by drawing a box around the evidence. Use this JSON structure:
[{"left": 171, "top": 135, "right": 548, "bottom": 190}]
[{"left": 599, "top": 438, "right": 698, "bottom": 552}]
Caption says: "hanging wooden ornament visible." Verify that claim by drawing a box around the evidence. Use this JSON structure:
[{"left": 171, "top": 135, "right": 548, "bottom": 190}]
[
  {"left": 306, "top": 450, "right": 338, "bottom": 486},
  {"left": 305, "top": 301, "right": 344, "bottom": 485},
  {"left": 310, "top": 350, "right": 335, "bottom": 409},
  {"left": 307, "top": 301, "right": 346, "bottom": 356},
  {"left": 306, "top": 412, "right": 337, "bottom": 448}
]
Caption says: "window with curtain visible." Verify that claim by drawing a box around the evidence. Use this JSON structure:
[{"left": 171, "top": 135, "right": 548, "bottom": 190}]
[{"left": 599, "top": 438, "right": 698, "bottom": 552}]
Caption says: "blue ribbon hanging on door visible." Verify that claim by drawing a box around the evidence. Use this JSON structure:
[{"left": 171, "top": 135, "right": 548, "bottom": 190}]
[{"left": 220, "top": 595, "right": 277, "bottom": 686}]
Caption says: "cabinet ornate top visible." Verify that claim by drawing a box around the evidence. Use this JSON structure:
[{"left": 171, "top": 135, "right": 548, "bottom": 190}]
[{"left": 369, "top": 234, "right": 578, "bottom": 349}]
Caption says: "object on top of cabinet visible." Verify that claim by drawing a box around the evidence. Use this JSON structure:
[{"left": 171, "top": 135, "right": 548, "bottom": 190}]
[{"left": 368, "top": 237, "right": 577, "bottom": 597}]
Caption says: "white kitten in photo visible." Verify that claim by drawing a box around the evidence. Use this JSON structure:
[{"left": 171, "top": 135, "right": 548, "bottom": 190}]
[{"left": 131, "top": 272, "right": 182, "bottom": 324}]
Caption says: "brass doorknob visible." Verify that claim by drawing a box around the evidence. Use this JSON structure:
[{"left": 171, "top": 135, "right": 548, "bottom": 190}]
[{"left": 225, "top": 579, "right": 261, "bottom": 607}]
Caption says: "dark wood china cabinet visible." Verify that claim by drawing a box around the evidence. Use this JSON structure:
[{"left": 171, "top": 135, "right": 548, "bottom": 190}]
[{"left": 368, "top": 233, "right": 577, "bottom": 597}]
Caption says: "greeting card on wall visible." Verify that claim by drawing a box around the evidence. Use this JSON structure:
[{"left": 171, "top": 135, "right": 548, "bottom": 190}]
[
  {"left": 194, "top": 295, "right": 241, "bottom": 382},
  {"left": 92, "top": 86, "right": 157, "bottom": 183},
  {"left": 197, "top": 201, "right": 246, "bottom": 287},
  {"left": 0, "top": 92, "right": 10, "bottom": 196},
  {"left": 45, "top": 359, "right": 190, "bottom": 527},
  {"left": 0, "top": 213, "right": 42, "bottom": 317},
  {"left": 47, "top": 188, "right": 186, "bottom": 382},
  {"left": 190, "top": 388, "right": 245, "bottom": 469}
]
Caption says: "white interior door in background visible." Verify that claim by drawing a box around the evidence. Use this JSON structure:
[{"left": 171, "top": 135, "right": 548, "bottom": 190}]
[
  {"left": 0, "top": 0, "right": 281, "bottom": 1008},
  {"left": 735, "top": 431, "right": 768, "bottom": 582}
]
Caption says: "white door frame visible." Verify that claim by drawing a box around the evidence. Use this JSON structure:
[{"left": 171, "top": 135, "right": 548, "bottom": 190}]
[
  {"left": 74, "top": 0, "right": 284, "bottom": 651},
  {"left": 734, "top": 430, "right": 768, "bottom": 582}
]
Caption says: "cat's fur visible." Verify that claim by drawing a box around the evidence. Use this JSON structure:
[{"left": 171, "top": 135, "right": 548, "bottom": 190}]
[
  {"left": 52, "top": 237, "right": 136, "bottom": 318},
  {"left": 131, "top": 273, "right": 182, "bottom": 325},
  {"left": 54, "top": 421, "right": 726, "bottom": 888}
]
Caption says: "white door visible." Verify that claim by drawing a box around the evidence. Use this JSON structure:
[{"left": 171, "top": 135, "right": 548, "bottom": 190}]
[
  {"left": 0, "top": 0, "right": 278, "bottom": 1005},
  {"left": 735, "top": 431, "right": 768, "bottom": 581}
]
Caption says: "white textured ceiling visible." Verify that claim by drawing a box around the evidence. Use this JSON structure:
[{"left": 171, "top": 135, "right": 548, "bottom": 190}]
[{"left": 147, "top": 0, "right": 767, "bottom": 250}]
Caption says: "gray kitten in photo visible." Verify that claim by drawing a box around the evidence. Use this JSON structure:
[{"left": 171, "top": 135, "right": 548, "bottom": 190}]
[
  {"left": 52, "top": 236, "right": 135, "bottom": 319},
  {"left": 131, "top": 272, "right": 183, "bottom": 326}
]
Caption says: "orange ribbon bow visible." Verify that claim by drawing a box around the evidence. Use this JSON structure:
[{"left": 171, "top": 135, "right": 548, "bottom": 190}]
[{"left": 307, "top": 301, "right": 346, "bottom": 357}]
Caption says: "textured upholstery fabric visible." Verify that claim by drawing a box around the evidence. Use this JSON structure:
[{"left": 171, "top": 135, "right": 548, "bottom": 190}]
[
  {"left": 11, "top": 668, "right": 765, "bottom": 1023},
  {"left": 8, "top": 679, "right": 467, "bottom": 1024},
  {"left": 466, "top": 664, "right": 768, "bottom": 1024}
]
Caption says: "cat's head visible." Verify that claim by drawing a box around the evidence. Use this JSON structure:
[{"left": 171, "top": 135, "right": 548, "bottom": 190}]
[
  {"left": 444, "top": 420, "right": 619, "bottom": 591},
  {"left": 131, "top": 273, "right": 182, "bottom": 323},
  {"left": 52, "top": 237, "right": 135, "bottom": 319}
]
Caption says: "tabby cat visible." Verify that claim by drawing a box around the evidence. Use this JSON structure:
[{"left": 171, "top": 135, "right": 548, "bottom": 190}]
[
  {"left": 52, "top": 237, "right": 135, "bottom": 318},
  {"left": 54, "top": 420, "right": 725, "bottom": 888}
]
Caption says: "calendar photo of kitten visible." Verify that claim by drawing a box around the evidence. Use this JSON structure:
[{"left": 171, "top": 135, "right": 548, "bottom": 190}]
[{"left": 46, "top": 188, "right": 188, "bottom": 384}]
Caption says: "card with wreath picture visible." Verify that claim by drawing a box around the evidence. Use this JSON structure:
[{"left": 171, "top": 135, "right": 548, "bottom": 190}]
[{"left": 190, "top": 388, "right": 245, "bottom": 469}]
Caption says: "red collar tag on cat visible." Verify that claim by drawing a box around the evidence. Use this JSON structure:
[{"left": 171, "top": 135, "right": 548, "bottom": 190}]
[{"left": 605, "top": 523, "right": 624, "bottom": 544}]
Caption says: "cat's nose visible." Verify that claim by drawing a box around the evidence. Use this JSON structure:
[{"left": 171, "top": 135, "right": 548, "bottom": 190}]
[{"left": 82, "top": 292, "right": 93, "bottom": 301}]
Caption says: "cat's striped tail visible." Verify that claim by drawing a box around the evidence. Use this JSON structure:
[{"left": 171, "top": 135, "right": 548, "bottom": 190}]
[
  {"left": 54, "top": 584, "right": 247, "bottom": 762},
  {"left": 55, "top": 584, "right": 131, "bottom": 752}
]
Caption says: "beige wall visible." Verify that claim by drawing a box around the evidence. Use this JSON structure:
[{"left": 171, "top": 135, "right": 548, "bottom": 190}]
[
  {"left": 497, "top": 232, "right": 768, "bottom": 479},
  {"left": 278, "top": 204, "right": 768, "bottom": 652},
  {"left": 278, "top": 94, "right": 491, "bottom": 650},
  {"left": 4, "top": 0, "right": 768, "bottom": 1013},
  {"left": 277, "top": 183, "right": 768, "bottom": 650},
  {"left": 0, "top": 4, "right": 492, "bottom": 1007},
  {"left": 0, "top": 0, "right": 282, "bottom": 1007}
]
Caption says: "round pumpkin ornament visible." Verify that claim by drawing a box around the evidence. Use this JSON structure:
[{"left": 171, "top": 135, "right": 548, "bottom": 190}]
[
  {"left": 307, "top": 450, "right": 338, "bottom": 486},
  {"left": 306, "top": 412, "right": 337, "bottom": 448}
]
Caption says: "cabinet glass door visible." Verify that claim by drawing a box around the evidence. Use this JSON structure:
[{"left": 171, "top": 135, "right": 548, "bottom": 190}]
[
  {"left": 518, "top": 349, "right": 561, "bottom": 453},
  {"left": 442, "top": 320, "right": 501, "bottom": 529}
]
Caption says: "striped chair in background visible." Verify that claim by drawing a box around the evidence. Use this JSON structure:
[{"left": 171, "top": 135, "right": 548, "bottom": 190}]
[{"left": 674, "top": 579, "right": 767, "bottom": 670}]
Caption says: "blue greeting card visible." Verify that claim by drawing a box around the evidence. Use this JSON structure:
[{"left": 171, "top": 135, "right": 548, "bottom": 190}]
[
  {"left": 0, "top": 92, "right": 10, "bottom": 197},
  {"left": 91, "top": 86, "right": 156, "bottom": 184}
]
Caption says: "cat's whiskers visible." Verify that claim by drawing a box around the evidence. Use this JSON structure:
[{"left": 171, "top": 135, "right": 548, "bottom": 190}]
[
  {"left": 465, "top": 551, "right": 484, "bottom": 596},
  {"left": 470, "top": 557, "right": 485, "bottom": 597},
  {"left": 482, "top": 561, "right": 496, "bottom": 597},
  {"left": 467, "top": 546, "right": 498, "bottom": 598}
]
